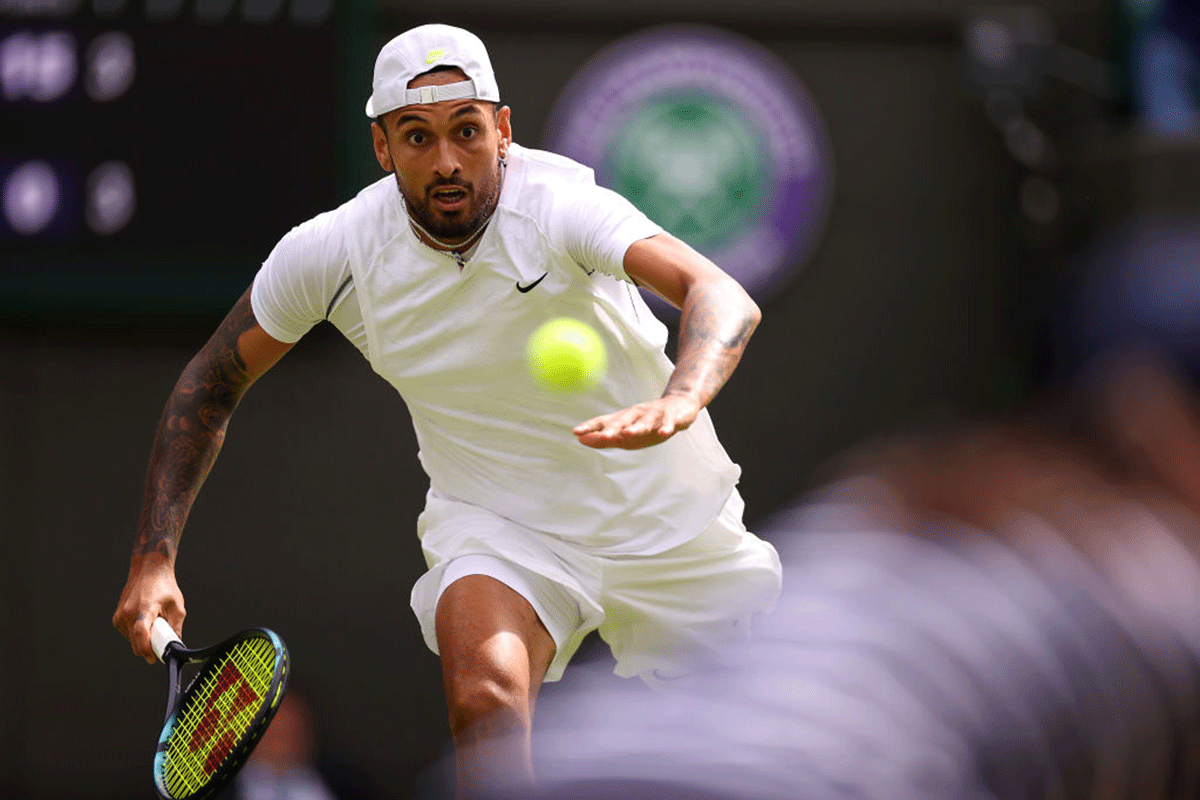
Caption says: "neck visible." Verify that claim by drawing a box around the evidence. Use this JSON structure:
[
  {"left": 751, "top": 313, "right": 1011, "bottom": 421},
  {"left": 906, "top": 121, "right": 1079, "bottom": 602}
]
[
  {"left": 406, "top": 158, "right": 506, "bottom": 254},
  {"left": 406, "top": 211, "right": 490, "bottom": 252}
]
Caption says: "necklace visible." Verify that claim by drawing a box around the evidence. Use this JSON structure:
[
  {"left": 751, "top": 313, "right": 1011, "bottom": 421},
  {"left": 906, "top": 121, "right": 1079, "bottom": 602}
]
[{"left": 406, "top": 210, "right": 490, "bottom": 253}]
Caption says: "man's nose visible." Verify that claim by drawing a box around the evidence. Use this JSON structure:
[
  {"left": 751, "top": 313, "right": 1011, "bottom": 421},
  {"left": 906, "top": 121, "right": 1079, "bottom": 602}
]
[{"left": 432, "top": 138, "right": 460, "bottom": 178}]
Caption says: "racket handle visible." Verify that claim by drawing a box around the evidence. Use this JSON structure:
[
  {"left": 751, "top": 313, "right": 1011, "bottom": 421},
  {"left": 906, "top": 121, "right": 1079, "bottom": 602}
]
[{"left": 151, "top": 617, "right": 182, "bottom": 663}]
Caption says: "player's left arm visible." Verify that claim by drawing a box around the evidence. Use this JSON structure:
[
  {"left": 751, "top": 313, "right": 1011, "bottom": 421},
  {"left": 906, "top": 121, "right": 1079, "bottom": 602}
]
[{"left": 574, "top": 232, "right": 760, "bottom": 449}]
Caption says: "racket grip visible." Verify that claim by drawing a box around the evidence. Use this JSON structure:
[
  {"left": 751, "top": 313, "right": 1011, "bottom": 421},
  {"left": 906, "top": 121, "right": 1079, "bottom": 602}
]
[{"left": 151, "top": 617, "right": 182, "bottom": 663}]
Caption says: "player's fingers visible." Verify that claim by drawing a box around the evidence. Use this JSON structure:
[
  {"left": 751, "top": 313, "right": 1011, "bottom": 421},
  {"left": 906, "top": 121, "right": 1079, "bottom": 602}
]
[
  {"left": 618, "top": 402, "right": 662, "bottom": 427},
  {"left": 575, "top": 406, "right": 636, "bottom": 437},
  {"left": 158, "top": 599, "right": 184, "bottom": 629},
  {"left": 657, "top": 413, "right": 689, "bottom": 437},
  {"left": 129, "top": 610, "right": 159, "bottom": 664},
  {"left": 581, "top": 427, "right": 660, "bottom": 450},
  {"left": 615, "top": 404, "right": 672, "bottom": 439},
  {"left": 573, "top": 415, "right": 608, "bottom": 435},
  {"left": 577, "top": 427, "right": 627, "bottom": 448},
  {"left": 112, "top": 606, "right": 130, "bottom": 639},
  {"left": 623, "top": 416, "right": 657, "bottom": 436},
  {"left": 577, "top": 401, "right": 675, "bottom": 446},
  {"left": 164, "top": 608, "right": 186, "bottom": 646},
  {"left": 113, "top": 600, "right": 144, "bottom": 643}
]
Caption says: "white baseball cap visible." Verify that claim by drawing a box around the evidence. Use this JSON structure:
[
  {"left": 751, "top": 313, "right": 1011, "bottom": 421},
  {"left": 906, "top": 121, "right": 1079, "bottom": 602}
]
[{"left": 365, "top": 24, "right": 500, "bottom": 119}]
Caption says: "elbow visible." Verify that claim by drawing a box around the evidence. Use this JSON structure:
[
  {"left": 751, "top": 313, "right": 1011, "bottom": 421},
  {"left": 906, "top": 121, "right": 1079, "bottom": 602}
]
[
  {"left": 746, "top": 294, "right": 762, "bottom": 330},
  {"left": 734, "top": 278, "right": 761, "bottom": 333},
  {"left": 721, "top": 280, "right": 760, "bottom": 351}
]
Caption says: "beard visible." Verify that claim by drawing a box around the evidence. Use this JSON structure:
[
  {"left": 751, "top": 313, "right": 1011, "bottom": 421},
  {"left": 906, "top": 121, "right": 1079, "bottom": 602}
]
[{"left": 399, "top": 161, "right": 503, "bottom": 243}]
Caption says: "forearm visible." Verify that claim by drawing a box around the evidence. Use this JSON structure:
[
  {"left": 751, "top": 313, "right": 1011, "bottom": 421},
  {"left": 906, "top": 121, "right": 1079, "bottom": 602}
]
[
  {"left": 662, "top": 277, "right": 761, "bottom": 409},
  {"left": 133, "top": 370, "right": 239, "bottom": 564},
  {"left": 132, "top": 297, "right": 258, "bottom": 565}
]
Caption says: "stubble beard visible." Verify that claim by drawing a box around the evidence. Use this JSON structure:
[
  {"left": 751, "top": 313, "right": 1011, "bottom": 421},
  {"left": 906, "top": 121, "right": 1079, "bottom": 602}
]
[{"left": 399, "top": 161, "right": 502, "bottom": 244}]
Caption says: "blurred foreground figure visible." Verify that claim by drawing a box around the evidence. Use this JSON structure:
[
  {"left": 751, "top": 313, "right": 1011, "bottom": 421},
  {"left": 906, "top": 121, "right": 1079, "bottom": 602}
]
[
  {"left": 473, "top": 221, "right": 1200, "bottom": 799},
  {"left": 486, "top": 353, "right": 1200, "bottom": 800}
]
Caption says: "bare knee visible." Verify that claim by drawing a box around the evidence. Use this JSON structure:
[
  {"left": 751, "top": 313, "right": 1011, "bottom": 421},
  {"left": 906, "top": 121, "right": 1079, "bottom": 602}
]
[
  {"left": 435, "top": 575, "right": 555, "bottom": 738},
  {"left": 446, "top": 673, "right": 531, "bottom": 738}
]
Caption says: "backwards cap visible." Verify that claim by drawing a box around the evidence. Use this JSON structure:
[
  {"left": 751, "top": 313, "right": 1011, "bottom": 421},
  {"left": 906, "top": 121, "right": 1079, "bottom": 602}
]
[{"left": 365, "top": 24, "right": 500, "bottom": 119}]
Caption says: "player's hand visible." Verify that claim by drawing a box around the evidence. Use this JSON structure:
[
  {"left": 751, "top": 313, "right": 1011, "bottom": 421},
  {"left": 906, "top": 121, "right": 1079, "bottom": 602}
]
[
  {"left": 113, "top": 557, "right": 186, "bottom": 665},
  {"left": 574, "top": 394, "right": 701, "bottom": 449}
]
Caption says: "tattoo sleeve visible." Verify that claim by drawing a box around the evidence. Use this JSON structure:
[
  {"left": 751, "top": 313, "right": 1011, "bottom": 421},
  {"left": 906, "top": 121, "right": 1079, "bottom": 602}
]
[
  {"left": 662, "top": 279, "right": 760, "bottom": 408},
  {"left": 133, "top": 288, "right": 259, "bottom": 562}
]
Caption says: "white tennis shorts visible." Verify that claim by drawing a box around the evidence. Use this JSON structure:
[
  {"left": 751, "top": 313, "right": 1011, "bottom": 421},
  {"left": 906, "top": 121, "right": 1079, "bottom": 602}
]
[{"left": 410, "top": 488, "right": 782, "bottom": 683}]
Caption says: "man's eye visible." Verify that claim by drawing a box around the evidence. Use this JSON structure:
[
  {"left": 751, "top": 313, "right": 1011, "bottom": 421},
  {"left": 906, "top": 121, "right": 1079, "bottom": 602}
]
[
  {"left": 407, "top": 132, "right": 426, "bottom": 145},
  {"left": 461, "top": 126, "right": 478, "bottom": 139}
]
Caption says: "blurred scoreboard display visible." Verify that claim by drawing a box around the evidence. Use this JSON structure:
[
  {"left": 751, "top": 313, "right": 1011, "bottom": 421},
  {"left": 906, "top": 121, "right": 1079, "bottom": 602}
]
[{"left": 1, "top": 0, "right": 357, "bottom": 320}]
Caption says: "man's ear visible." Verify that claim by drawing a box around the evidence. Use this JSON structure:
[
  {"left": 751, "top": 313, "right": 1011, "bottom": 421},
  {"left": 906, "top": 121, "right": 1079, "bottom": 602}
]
[
  {"left": 496, "top": 105, "right": 513, "bottom": 158},
  {"left": 371, "top": 120, "right": 394, "bottom": 173}
]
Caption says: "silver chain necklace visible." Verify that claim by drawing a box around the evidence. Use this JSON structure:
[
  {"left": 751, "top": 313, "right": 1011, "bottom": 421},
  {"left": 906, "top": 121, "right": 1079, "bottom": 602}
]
[{"left": 406, "top": 209, "right": 491, "bottom": 253}]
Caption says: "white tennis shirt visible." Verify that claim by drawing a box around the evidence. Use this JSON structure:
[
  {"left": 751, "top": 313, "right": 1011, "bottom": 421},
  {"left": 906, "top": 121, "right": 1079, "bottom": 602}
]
[{"left": 251, "top": 144, "right": 741, "bottom": 554}]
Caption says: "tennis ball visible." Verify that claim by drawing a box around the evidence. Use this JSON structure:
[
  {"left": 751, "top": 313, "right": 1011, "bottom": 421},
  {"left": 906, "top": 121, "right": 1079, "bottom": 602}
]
[{"left": 526, "top": 317, "right": 607, "bottom": 392}]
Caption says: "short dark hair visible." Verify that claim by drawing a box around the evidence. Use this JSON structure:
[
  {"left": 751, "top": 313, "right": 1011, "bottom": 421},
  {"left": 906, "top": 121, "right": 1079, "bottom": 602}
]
[{"left": 418, "top": 64, "right": 465, "bottom": 79}]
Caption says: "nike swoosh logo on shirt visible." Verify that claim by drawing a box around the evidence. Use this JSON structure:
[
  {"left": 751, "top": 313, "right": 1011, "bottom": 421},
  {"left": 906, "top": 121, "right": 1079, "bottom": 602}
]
[{"left": 516, "top": 273, "right": 548, "bottom": 293}]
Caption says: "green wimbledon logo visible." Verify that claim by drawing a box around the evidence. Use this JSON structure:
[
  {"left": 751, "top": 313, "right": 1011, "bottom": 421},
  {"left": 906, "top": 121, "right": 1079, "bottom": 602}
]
[
  {"left": 545, "top": 25, "right": 832, "bottom": 308},
  {"left": 609, "top": 97, "right": 768, "bottom": 253}
]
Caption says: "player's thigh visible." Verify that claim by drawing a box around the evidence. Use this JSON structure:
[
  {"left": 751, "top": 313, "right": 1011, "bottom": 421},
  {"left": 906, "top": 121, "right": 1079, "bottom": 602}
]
[
  {"left": 436, "top": 573, "right": 556, "bottom": 724},
  {"left": 411, "top": 496, "right": 605, "bottom": 682},
  {"left": 436, "top": 573, "right": 557, "bottom": 697}
]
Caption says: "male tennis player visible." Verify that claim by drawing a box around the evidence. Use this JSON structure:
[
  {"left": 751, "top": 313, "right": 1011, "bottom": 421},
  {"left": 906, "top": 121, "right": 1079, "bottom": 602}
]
[{"left": 112, "top": 23, "right": 781, "bottom": 798}]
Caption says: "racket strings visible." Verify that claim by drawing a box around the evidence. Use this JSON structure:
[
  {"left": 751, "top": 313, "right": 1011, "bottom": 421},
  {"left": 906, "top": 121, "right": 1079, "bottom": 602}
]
[{"left": 161, "top": 637, "right": 280, "bottom": 798}]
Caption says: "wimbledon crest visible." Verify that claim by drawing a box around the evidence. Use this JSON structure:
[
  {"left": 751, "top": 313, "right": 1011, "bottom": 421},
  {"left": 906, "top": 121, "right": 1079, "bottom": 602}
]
[{"left": 544, "top": 25, "right": 833, "bottom": 307}]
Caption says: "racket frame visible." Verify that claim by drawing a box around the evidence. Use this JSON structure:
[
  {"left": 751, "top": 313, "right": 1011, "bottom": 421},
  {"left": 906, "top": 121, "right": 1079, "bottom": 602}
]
[{"left": 151, "top": 620, "right": 290, "bottom": 800}]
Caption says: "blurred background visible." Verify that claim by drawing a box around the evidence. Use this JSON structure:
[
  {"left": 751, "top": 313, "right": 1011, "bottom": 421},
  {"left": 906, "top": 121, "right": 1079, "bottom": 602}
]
[{"left": 3, "top": 0, "right": 1198, "bottom": 796}]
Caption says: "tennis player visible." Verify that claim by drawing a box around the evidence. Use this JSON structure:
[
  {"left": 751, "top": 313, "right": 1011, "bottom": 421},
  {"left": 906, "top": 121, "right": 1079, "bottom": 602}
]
[{"left": 112, "top": 23, "right": 781, "bottom": 798}]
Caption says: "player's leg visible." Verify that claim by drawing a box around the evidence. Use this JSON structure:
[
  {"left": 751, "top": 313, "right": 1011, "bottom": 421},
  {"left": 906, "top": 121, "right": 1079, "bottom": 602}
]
[{"left": 435, "top": 573, "right": 556, "bottom": 799}]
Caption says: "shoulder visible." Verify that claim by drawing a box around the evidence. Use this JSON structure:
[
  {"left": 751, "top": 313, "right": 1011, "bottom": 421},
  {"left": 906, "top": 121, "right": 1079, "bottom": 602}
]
[
  {"left": 501, "top": 145, "right": 596, "bottom": 212},
  {"left": 499, "top": 145, "right": 614, "bottom": 237},
  {"left": 324, "top": 175, "right": 399, "bottom": 241},
  {"left": 343, "top": 175, "right": 407, "bottom": 259},
  {"left": 273, "top": 176, "right": 399, "bottom": 264},
  {"left": 509, "top": 144, "right": 597, "bottom": 186}
]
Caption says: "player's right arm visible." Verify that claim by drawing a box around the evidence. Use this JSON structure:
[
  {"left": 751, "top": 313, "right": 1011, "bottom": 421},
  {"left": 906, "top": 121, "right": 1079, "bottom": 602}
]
[{"left": 113, "top": 286, "right": 293, "bottom": 663}]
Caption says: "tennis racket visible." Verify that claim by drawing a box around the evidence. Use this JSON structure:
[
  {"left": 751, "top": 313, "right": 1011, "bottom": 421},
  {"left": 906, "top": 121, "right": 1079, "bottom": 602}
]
[{"left": 149, "top": 616, "right": 290, "bottom": 800}]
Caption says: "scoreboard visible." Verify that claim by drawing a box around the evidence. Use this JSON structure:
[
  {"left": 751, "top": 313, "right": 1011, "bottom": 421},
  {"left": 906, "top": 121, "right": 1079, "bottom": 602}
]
[{"left": 1, "top": 0, "right": 360, "bottom": 319}]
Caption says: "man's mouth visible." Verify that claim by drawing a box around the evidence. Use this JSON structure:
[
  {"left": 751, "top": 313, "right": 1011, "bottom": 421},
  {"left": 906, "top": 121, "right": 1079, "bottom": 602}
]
[{"left": 430, "top": 186, "right": 469, "bottom": 209}]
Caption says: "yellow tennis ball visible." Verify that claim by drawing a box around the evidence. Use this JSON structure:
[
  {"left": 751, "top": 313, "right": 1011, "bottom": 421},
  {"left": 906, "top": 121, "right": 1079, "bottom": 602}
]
[{"left": 526, "top": 317, "right": 607, "bottom": 392}]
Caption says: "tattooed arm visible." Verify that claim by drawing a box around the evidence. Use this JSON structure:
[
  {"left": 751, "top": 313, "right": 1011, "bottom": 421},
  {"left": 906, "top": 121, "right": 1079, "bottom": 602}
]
[
  {"left": 113, "top": 286, "right": 293, "bottom": 662},
  {"left": 574, "top": 233, "right": 760, "bottom": 449}
]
